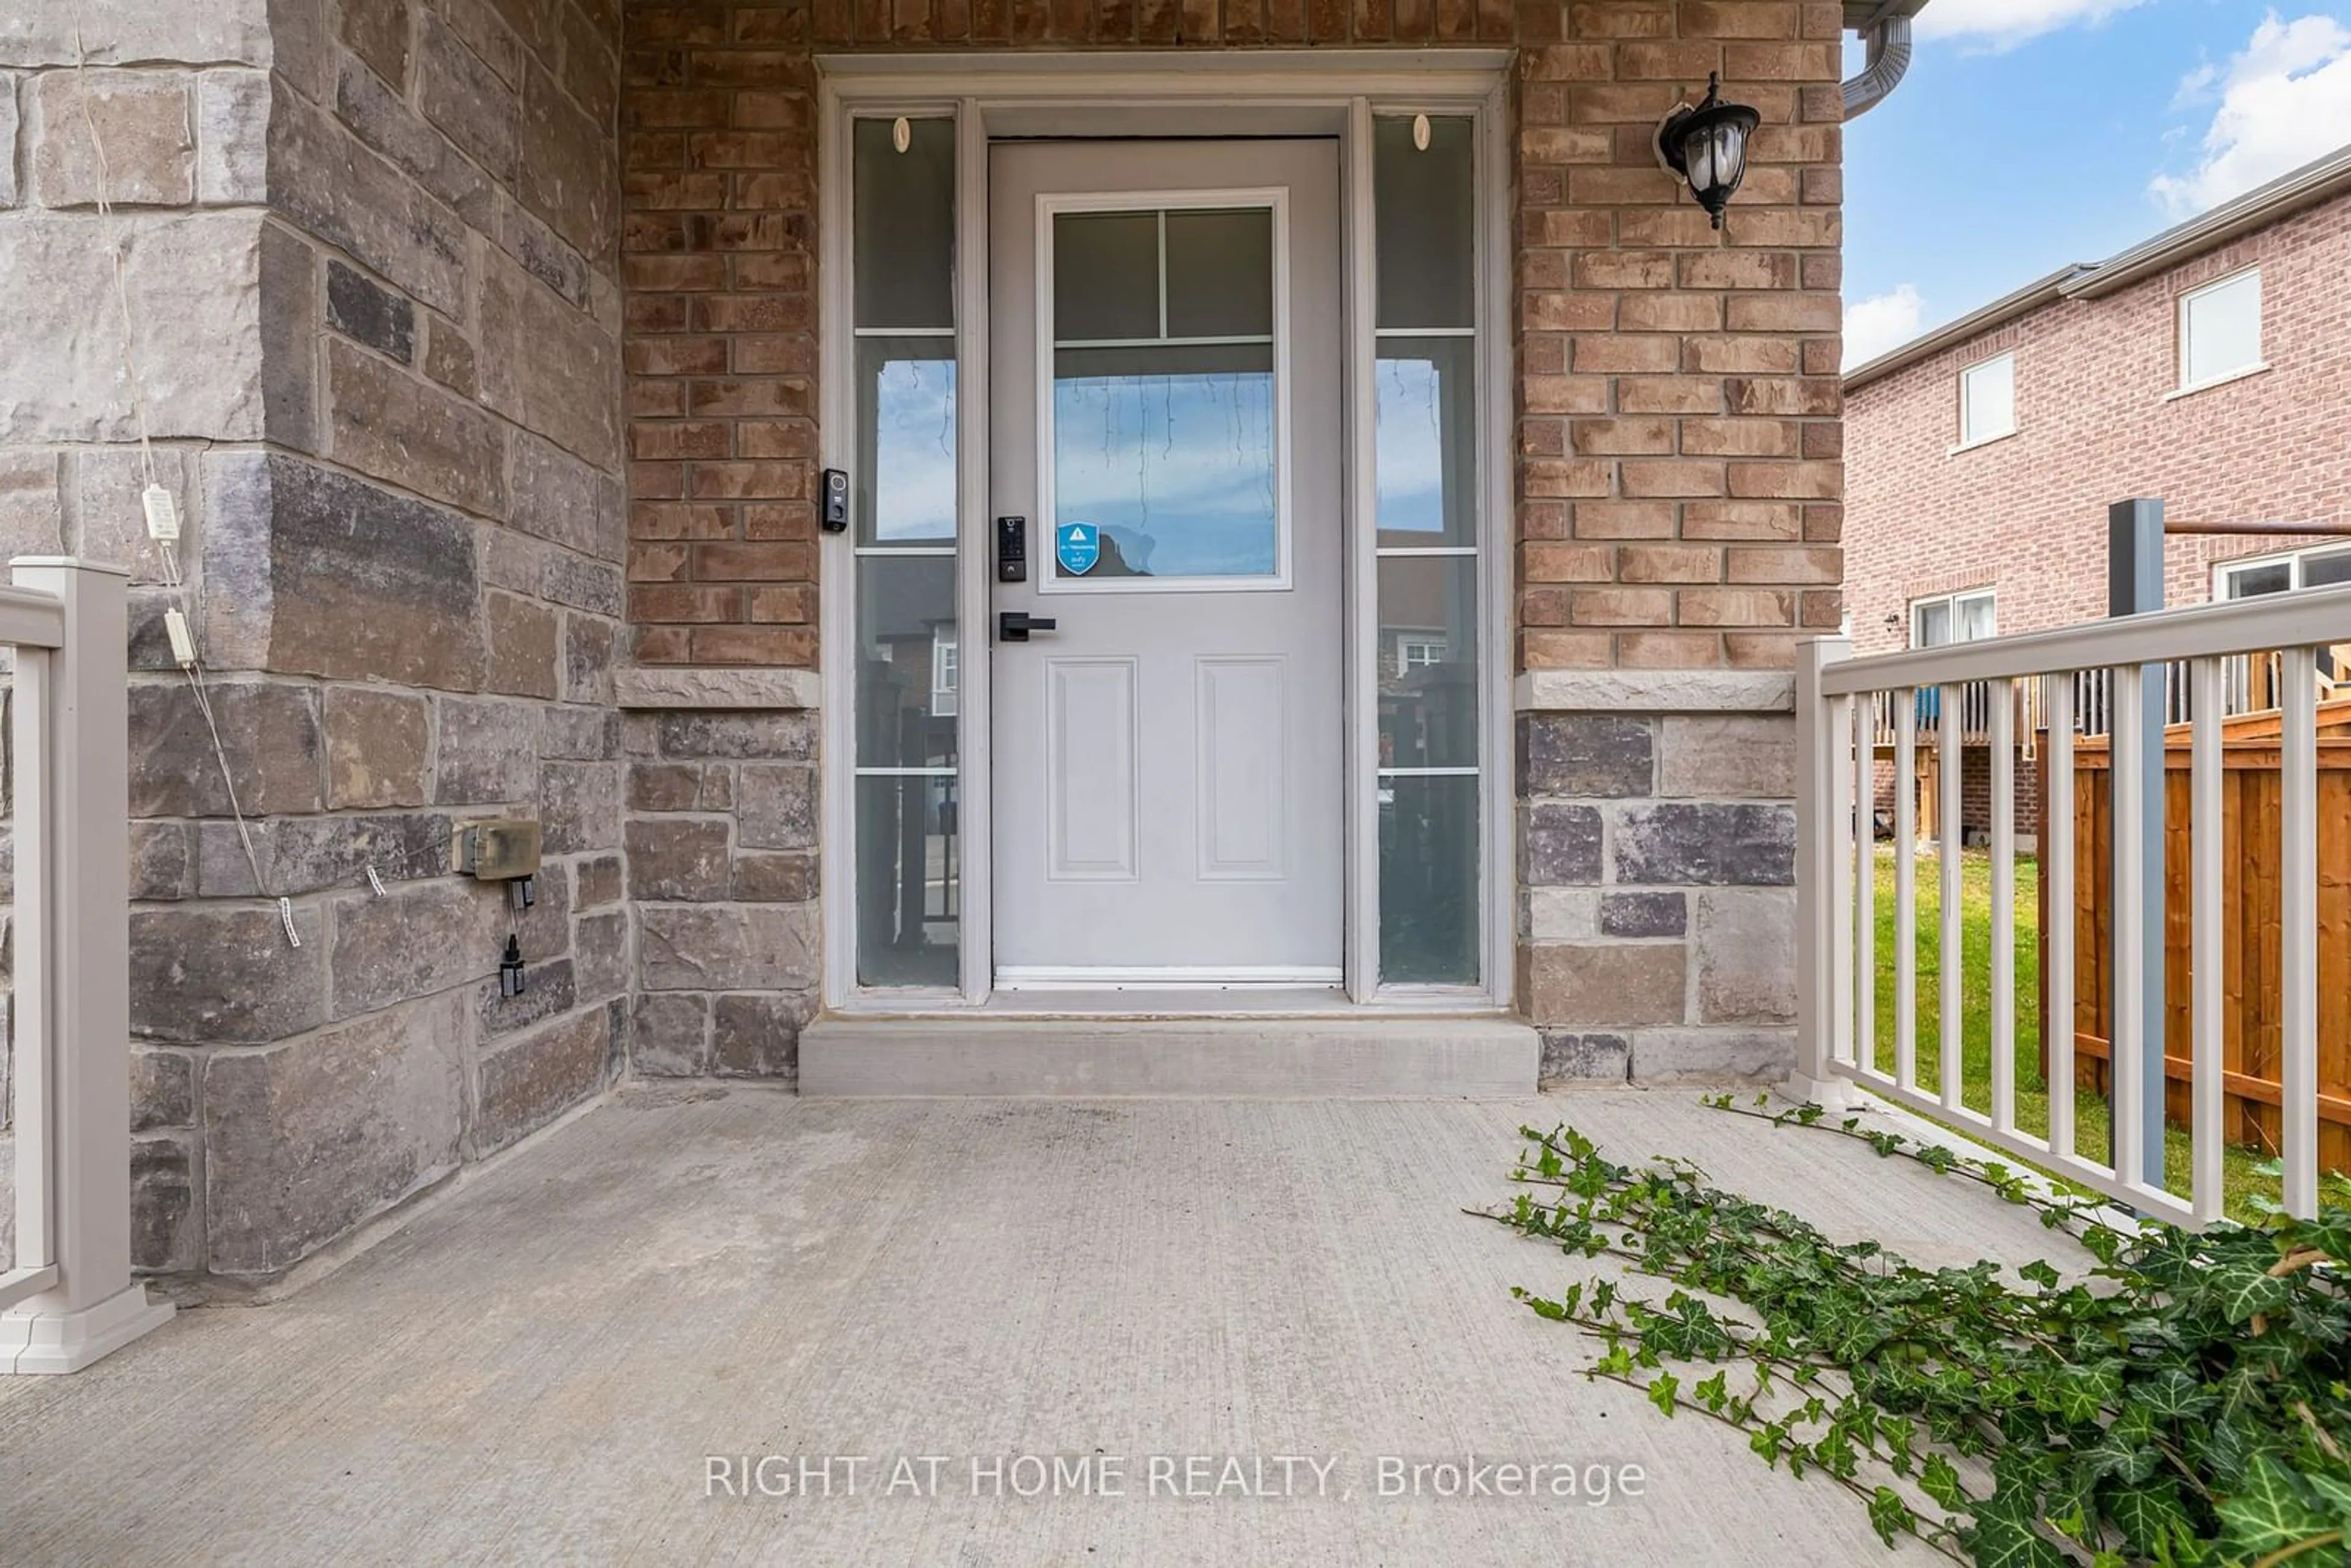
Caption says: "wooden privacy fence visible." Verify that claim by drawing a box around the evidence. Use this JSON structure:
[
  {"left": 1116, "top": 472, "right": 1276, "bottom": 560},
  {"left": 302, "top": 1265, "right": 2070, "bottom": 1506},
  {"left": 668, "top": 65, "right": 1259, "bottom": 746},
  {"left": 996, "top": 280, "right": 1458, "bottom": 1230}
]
[{"left": 2042, "top": 697, "right": 2351, "bottom": 1177}]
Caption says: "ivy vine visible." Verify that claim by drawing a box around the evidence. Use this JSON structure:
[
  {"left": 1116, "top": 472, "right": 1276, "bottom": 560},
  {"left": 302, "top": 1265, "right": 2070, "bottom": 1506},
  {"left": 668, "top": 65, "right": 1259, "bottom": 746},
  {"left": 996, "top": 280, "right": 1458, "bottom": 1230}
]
[{"left": 1480, "top": 1100, "right": 2351, "bottom": 1567}]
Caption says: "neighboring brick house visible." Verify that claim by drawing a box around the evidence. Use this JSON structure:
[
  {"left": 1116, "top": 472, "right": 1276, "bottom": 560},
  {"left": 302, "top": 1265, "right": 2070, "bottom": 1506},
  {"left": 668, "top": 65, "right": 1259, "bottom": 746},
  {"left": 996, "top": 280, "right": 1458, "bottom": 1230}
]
[
  {"left": 1845, "top": 144, "right": 2351, "bottom": 838},
  {"left": 0, "top": 0, "right": 1913, "bottom": 1308}
]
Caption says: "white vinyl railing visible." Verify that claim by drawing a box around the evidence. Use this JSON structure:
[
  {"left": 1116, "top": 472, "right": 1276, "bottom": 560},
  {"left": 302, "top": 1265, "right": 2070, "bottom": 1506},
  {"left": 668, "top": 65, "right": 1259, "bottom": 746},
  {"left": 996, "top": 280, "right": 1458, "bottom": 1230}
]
[
  {"left": 1795, "top": 585, "right": 2351, "bottom": 1226},
  {"left": 0, "top": 558, "right": 173, "bottom": 1373}
]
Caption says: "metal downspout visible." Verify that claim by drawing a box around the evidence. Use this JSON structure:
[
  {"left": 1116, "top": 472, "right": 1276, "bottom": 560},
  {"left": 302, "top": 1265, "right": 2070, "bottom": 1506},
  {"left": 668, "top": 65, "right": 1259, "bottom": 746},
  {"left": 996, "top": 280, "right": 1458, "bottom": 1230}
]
[{"left": 1843, "top": 10, "right": 1914, "bottom": 119}]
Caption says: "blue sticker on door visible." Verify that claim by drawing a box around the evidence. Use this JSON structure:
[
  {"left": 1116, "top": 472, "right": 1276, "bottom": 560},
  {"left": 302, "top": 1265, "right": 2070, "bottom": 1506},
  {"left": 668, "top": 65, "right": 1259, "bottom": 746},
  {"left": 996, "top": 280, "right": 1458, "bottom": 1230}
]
[{"left": 1056, "top": 522, "right": 1100, "bottom": 577}]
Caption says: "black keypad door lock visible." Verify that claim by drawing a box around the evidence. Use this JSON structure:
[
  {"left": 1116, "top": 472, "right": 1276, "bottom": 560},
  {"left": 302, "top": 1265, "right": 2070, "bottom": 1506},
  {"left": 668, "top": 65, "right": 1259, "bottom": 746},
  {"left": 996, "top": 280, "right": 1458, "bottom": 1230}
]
[
  {"left": 998, "top": 611, "right": 1057, "bottom": 643},
  {"left": 996, "top": 516, "right": 1027, "bottom": 582}
]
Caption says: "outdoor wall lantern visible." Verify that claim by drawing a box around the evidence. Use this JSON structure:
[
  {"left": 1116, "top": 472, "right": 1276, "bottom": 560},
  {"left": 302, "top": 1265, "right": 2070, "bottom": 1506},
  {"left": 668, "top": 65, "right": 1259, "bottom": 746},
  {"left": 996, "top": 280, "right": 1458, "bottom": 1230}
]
[{"left": 1655, "top": 73, "right": 1761, "bottom": 230}]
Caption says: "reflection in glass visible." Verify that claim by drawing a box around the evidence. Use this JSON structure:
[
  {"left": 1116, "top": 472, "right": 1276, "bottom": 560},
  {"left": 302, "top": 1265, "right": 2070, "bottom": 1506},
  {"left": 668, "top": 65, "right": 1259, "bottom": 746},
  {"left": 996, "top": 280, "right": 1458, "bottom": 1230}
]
[
  {"left": 1375, "top": 337, "right": 1477, "bottom": 547},
  {"left": 1381, "top": 775, "right": 1479, "bottom": 985},
  {"left": 856, "top": 339, "right": 956, "bottom": 546},
  {"left": 856, "top": 775, "right": 960, "bottom": 988},
  {"left": 1379, "top": 558, "right": 1479, "bottom": 770},
  {"left": 1052, "top": 345, "right": 1278, "bottom": 580},
  {"left": 856, "top": 555, "right": 957, "bottom": 769}
]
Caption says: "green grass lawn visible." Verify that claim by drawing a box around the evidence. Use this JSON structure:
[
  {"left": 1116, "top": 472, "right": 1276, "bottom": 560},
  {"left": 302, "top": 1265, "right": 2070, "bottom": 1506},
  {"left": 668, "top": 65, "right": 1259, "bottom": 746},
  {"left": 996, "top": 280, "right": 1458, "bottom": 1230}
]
[{"left": 1865, "top": 846, "right": 2286, "bottom": 1224}]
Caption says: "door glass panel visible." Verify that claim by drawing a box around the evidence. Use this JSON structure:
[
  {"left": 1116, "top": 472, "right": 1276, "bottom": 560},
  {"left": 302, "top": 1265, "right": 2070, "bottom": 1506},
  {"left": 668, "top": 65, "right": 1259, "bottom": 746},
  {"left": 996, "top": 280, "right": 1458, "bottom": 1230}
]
[
  {"left": 1165, "top": 209, "right": 1274, "bottom": 339},
  {"left": 1375, "top": 336, "right": 1477, "bottom": 549},
  {"left": 1053, "top": 212, "right": 1160, "bottom": 341},
  {"left": 856, "top": 340, "right": 956, "bottom": 546},
  {"left": 1052, "top": 343, "right": 1276, "bottom": 579},
  {"left": 1379, "top": 558, "right": 1479, "bottom": 770},
  {"left": 1046, "top": 205, "right": 1280, "bottom": 583},
  {"left": 1380, "top": 775, "right": 1479, "bottom": 985}
]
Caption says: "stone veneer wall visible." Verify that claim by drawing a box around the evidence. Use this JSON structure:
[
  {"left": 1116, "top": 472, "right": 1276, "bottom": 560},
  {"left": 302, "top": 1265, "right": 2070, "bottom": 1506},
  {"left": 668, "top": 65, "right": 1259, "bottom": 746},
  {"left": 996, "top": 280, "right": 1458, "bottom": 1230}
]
[
  {"left": 618, "top": 1, "right": 1846, "bottom": 1082},
  {"left": 1, "top": 0, "right": 630, "bottom": 1288}
]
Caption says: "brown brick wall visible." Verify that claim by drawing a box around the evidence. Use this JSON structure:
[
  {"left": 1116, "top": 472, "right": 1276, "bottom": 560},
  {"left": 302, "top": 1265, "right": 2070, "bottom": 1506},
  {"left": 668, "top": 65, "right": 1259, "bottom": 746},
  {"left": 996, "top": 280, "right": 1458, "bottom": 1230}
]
[
  {"left": 619, "top": 0, "right": 1849, "bottom": 672},
  {"left": 1845, "top": 190, "right": 2351, "bottom": 662}
]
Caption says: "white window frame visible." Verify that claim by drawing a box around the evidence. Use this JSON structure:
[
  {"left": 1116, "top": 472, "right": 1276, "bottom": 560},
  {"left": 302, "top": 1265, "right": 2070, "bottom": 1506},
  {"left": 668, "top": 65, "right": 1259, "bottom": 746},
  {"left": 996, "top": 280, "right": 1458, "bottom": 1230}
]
[
  {"left": 2172, "top": 266, "right": 2266, "bottom": 397},
  {"left": 1032, "top": 188, "right": 1294, "bottom": 595},
  {"left": 1954, "top": 351, "right": 2015, "bottom": 451},
  {"left": 929, "top": 628, "right": 959, "bottom": 718},
  {"left": 1909, "top": 587, "right": 1996, "bottom": 649},
  {"left": 2214, "top": 541, "right": 2351, "bottom": 599},
  {"left": 816, "top": 54, "right": 1514, "bottom": 1013},
  {"left": 1395, "top": 634, "right": 1446, "bottom": 677}
]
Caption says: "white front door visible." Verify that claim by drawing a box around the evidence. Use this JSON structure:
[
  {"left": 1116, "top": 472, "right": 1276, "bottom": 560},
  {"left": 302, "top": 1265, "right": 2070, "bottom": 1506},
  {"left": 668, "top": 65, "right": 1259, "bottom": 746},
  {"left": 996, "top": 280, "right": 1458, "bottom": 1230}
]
[{"left": 988, "top": 140, "right": 1344, "bottom": 986}]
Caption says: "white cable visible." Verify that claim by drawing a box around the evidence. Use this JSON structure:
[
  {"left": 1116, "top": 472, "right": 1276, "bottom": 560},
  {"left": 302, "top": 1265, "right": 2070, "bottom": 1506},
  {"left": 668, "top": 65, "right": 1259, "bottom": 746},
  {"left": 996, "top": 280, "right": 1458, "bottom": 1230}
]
[{"left": 70, "top": 2, "right": 294, "bottom": 945}]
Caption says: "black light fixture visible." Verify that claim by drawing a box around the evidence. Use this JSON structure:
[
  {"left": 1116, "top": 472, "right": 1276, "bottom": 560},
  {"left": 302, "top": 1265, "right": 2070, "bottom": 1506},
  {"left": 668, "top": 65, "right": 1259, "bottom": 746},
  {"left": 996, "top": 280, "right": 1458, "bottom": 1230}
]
[{"left": 1655, "top": 73, "right": 1761, "bottom": 230}]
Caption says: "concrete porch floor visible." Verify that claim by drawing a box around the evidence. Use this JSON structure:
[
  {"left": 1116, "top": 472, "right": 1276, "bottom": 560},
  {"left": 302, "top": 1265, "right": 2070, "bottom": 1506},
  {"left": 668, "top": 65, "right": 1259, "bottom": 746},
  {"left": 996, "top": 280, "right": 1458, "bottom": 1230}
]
[{"left": 0, "top": 1088, "right": 2081, "bottom": 1566}]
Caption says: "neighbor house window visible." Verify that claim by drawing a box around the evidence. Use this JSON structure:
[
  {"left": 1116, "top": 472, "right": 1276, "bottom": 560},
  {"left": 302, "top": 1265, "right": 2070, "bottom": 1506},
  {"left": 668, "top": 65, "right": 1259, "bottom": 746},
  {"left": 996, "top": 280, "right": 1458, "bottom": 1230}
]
[
  {"left": 2219, "top": 543, "right": 2351, "bottom": 599},
  {"left": 1911, "top": 588, "right": 1995, "bottom": 648},
  {"left": 2178, "top": 268, "right": 2262, "bottom": 391},
  {"left": 1957, "top": 352, "right": 2015, "bottom": 447}
]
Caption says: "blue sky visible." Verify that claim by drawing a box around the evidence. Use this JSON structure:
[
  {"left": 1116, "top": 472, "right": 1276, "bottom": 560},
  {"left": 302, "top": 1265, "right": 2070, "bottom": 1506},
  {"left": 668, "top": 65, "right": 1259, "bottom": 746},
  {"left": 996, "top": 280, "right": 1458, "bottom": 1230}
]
[{"left": 1843, "top": 1, "right": 2351, "bottom": 366}]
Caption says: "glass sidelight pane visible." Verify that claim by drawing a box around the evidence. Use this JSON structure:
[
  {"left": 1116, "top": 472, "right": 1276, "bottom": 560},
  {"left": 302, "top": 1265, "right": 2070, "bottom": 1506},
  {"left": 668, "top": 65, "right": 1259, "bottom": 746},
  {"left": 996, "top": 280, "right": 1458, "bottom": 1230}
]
[
  {"left": 1379, "top": 558, "right": 1479, "bottom": 771},
  {"left": 1052, "top": 342, "right": 1277, "bottom": 579},
  {"left": 1374, "top": 336, "right": 1477, "bottom": 549},
  {"left": 855, "top": 774, "right": 960, "bottom": 988},
  {"left": 1373, "top": 116, "right": 1474, "bottom": 331},
  {"left": 853, "top": 119, "right": 955, "bottom": 331},
  {"left": 856, "top": 555, "right": 958, "bottom": 768},
  {"left": 855, "top": 339, "right": 957, "bottom": 546},
  {"left": 854, "top": 116, "right": 957, "bottom": 987},
  {"left": 1380, "top": 775, "right": 1480, "bottom": 985}
]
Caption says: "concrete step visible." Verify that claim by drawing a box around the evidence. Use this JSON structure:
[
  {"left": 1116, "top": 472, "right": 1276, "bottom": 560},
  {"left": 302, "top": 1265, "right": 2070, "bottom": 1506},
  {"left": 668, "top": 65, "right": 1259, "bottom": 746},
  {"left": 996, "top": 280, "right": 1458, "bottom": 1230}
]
[{"left": 798, "top": 1016, "right": 1540, "bottom": 1097}]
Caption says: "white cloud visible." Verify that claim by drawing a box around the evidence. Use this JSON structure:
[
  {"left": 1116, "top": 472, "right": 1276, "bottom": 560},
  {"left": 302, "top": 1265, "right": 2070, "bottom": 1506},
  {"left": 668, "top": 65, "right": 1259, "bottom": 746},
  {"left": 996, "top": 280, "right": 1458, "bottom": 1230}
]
[
  {"left": 1843, "top": 285, "right": 1925, "bottom": 370},
  {"left": 1913, "top": 0, "right": 2148, "bottom": 50},
  {"left": 2150, "top": 10, "right": 2351, "bottom": 217}
]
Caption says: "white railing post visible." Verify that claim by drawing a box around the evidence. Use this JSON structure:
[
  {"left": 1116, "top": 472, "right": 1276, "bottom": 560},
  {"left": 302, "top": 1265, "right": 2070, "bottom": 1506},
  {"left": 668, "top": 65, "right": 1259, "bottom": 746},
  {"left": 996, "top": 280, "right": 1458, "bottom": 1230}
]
[
  {"left": 1793, "top": 636, "right": 1855, "bottom": 1109},
  {"left": 0, "top": 558, "right": 173, "bottom": 1374}
]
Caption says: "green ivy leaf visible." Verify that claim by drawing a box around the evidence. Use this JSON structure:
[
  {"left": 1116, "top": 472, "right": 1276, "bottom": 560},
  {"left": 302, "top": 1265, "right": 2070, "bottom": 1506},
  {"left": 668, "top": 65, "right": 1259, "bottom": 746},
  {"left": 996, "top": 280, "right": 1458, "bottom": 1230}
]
[
  {"left": 2214, "top": 1455, "right": 2333, "bottom": 1557},
  {"left": 1920, "top": 1453, "right": 1968, "bottom": 1512},
  {"left": 1647, "top": 1371, "right": 1679, "bottom": 1419},
  {"left": 2207, "top": 1262, "right": 2295, "bottom": 1325},
  {"left": 2132, "top": 1367, "right": 2213, "bottom": 1422},
  {"left": 1960, "top": 1506, "right": 2074, "bottom": 1568},
  {"left": 2104, "top": 1478, "right": 2193, "bottom": 1558},
  {"left": 1866, "top": 1486, "right": 1914, "bottom": 1547}
]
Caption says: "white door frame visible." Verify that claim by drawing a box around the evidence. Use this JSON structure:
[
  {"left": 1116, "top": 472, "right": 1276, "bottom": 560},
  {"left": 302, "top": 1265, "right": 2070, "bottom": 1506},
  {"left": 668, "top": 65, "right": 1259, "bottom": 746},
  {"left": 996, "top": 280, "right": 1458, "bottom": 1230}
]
[{"left": 817, "top": 50, "right": 1513, "bottom": 1013}]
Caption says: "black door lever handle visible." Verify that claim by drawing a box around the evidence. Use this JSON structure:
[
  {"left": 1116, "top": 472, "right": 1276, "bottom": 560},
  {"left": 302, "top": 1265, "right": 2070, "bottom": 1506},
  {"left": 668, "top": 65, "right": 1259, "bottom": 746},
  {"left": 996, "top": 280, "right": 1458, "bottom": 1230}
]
[{"left": 998, "top": 611, "right": 1058, "bottom": 643}]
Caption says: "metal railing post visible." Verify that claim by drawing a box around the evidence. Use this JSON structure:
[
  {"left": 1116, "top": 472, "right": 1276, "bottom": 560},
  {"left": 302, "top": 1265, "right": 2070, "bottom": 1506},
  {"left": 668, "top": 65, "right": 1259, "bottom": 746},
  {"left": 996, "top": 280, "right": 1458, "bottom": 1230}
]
[
  {"left": 2107, "top": 500, "right": 2169, "bottom": 1191},
  {"left": 1793, "top": 635, "right": 1855, "bottom": 1109},
  {"left": 0, "top": 558, "right": 173, "bottom": 1374}
]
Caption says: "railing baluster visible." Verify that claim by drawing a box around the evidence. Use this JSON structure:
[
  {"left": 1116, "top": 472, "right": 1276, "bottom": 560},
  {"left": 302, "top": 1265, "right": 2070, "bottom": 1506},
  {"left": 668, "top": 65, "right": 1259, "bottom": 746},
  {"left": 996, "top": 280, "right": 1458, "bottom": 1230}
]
[
  {"left": 1854, "top": 694, "right": 1875, "bottom": 1073},
  {"left": 1940, "top": 682, "right": 1964, "bottom": 1112},
  {"left": 2189, "top": 656, "right": 2224, "bottom": 1222},
  {"left": 1895, "top": 689, "right": 1918, "bottom": 1093},
  {"left": 2279, "top": 645, "right": 2319, "bottom": 1218},
  {"left": 1830, "top": 692, "right": 1855, "bottom": 1075},
  {"left": 2112, "top": 663, "right": 2148, "bottom": 1193},
  {"left": 2046, "top": 674, "right": 2077, "bottom": 1166},
  {"left": 1990, "top": 677, "right": 2017, "bottom": 1139}
]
